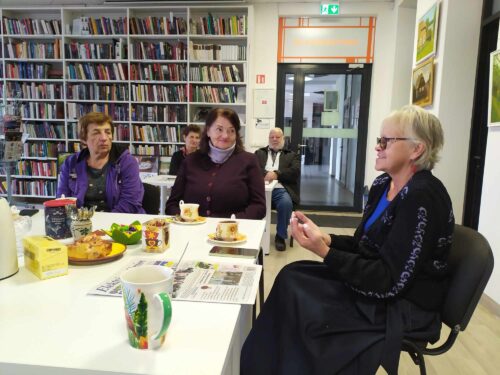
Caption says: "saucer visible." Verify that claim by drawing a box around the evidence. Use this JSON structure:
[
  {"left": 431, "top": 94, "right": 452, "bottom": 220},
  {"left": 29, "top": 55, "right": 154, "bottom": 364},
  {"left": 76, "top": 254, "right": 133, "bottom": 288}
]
[
  {"left": 207, "top": 232, "right": 247, "bottom": 245},
  {"left": 172, "top": 216, "right": 207, "bottom": 225}
]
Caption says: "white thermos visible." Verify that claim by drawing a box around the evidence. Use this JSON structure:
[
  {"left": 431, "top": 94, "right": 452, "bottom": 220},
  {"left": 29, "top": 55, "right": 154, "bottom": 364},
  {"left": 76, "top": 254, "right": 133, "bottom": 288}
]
[{"left": 0, "top": 198, "right": 18, "bottom": 280}]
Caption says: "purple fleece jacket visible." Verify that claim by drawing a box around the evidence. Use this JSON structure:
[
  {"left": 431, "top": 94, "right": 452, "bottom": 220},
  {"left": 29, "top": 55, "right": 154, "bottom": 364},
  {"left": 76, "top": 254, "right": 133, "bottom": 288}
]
[{"left": 56, "top": 144, "right": 145, "bottom": 213}]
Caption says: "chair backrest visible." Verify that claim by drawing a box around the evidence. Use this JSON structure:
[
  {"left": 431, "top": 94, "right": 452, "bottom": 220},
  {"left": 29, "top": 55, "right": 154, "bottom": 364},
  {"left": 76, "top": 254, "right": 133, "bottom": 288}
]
[
  {"left": 142, "top": 182, "right": 160, "bottom": 215},
  {"left": 441, "top": 224, "right": 494, "bottom": 330}
]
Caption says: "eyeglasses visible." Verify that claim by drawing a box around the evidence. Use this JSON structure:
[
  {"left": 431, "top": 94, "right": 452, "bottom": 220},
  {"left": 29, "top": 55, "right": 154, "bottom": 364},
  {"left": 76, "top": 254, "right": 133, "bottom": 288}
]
[{"left": 376, "top": 137, "right": 413, "bottom": 150}]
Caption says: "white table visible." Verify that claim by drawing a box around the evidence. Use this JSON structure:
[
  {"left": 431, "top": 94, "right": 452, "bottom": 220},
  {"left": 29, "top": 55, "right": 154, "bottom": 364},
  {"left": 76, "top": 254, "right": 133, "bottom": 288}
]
[
  {"left": 262, "top": 180, "right": 277, "bottom": 255},
  {"left": 142, "top": 175, "right": 177, "bottom": 215},
  {"left": 0, "top": 212, "right": 265, "bottom": 375},
  {"left": 144, "top": 175, "right": 276, "bottom": 255}
]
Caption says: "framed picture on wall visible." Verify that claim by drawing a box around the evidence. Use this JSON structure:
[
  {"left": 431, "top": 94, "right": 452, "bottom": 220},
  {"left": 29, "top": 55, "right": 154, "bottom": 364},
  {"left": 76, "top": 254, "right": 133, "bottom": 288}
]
[
  {"left": 415, "top": 2, "right": 440, "bottom": 64},
  {"left": 488, "top": 50, "right": 500, "bottom": 127},
  {"left": 412, "top": 57, "right": 434, "bottom": 107}
]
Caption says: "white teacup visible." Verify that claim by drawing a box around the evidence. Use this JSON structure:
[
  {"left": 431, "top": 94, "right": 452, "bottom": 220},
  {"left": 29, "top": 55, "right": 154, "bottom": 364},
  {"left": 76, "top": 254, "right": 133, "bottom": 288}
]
[
  {"left": 216, "top": 220, "right": 239, "bottom": 241},
  {"left": 120, "top": 265, "right": 173, "bottom": 350},
  {"left": 179, "top": 200, "right": 200, "bottom": 222}
]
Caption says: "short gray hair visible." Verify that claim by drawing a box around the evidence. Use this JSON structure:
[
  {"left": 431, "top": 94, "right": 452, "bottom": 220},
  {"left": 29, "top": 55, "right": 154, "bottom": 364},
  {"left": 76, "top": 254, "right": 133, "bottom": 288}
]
[{"left": 386, "top": 105, "right": 444, "bottom": 170}]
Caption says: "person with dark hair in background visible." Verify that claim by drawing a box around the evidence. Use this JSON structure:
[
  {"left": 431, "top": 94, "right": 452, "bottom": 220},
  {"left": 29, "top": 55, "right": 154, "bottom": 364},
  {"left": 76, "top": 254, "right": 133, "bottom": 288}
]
[
  {"left": 255, "top": 128, "right": 300, "bottom": 251},
  {"left": 241, "top": 105, "right": 454, "bottom": 375},
  {"left": 57, "top": 112, "right": 144, "bottom": 213},
  {"left": 165, "top": 108, "right": 265, "bottom": 219},
  {"left": 168, "top": 124, "right": 201, "bottom": 175}
]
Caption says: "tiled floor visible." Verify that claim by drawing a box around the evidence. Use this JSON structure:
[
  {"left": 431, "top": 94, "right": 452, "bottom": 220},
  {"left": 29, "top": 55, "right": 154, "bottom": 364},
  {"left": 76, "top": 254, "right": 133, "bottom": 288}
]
[{"left": 263, "top": 220, "right": 500, "bottom": 374}]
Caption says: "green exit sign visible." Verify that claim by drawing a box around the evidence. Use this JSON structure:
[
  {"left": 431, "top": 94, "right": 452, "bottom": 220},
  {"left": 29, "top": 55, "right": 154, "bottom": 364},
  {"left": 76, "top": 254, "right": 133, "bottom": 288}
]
[{"left": 320, "top": 3, "right": 340, "bottom": 15}]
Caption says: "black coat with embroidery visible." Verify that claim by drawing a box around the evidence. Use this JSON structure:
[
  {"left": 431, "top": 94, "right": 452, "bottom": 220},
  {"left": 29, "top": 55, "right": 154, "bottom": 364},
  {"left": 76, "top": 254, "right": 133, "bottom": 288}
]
[{"left": 324, "top": 170, "right": 454, "bottom": 311}]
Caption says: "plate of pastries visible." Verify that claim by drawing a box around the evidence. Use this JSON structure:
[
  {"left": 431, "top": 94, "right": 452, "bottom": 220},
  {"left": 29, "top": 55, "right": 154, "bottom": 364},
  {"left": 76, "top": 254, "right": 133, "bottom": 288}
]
[{"left": 67, "top": 232, "right": 126, "bottom": 265}]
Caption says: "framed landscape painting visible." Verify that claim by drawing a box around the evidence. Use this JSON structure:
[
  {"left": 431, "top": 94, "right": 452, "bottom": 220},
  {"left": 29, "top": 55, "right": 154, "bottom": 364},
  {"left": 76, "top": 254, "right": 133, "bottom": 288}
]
[
  {"left": 489, "top": 50, "right": 500, "bottom": 127},
  {"left": 416, "top": 2, "right": 440, "bottom": 64},
  {"left": 412, "top": 57, "right": 434, "bottom": 107}
]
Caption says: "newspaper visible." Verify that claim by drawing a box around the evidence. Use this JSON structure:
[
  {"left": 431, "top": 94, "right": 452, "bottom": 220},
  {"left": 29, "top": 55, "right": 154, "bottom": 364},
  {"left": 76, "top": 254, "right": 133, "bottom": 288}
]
[{"left": 89, "top": 258, "right": 262, "bottom": 305}]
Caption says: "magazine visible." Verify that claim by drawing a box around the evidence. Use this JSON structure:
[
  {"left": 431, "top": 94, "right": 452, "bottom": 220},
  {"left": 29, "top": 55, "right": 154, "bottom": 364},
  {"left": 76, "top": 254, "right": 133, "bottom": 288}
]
[{"left": 89, "top": 257, "right": 262, "bottom": 305}]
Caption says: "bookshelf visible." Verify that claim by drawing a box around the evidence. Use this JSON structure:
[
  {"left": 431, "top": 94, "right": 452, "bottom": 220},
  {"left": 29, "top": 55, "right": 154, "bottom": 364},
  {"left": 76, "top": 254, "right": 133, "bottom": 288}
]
[{"left": 0, "top": 5, "right": 250, "bottom": 200}]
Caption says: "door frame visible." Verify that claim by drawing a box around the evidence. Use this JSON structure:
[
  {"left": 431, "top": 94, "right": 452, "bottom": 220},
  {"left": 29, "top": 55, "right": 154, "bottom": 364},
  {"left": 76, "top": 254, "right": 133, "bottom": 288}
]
[{"left": 275, "top": 63, "right": 372, "bottom": 212}]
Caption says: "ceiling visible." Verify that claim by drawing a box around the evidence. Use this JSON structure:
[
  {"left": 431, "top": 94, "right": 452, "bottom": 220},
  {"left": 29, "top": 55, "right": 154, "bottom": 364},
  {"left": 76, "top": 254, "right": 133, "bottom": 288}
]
[{"left": 0, "top": 0, "right": 395, "bottom": 7}]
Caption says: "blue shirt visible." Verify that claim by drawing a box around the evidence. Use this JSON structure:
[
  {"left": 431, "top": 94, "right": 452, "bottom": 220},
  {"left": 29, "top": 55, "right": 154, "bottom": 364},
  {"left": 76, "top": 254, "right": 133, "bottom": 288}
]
[{"left": 364, "top": 188, "right": 390, "bottom": 232}]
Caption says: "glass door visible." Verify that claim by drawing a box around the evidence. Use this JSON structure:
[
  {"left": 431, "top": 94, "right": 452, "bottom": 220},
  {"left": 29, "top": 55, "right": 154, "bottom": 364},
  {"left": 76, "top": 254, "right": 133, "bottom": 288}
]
[{"left": 276, "top": 64, "right": 372, "bottom": 211}]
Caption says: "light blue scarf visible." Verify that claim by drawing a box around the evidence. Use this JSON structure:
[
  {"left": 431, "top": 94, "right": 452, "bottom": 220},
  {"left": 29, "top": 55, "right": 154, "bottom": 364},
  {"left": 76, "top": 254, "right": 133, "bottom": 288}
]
[{"left": 208, "top": 141, "right": 236, "bottom": 164}]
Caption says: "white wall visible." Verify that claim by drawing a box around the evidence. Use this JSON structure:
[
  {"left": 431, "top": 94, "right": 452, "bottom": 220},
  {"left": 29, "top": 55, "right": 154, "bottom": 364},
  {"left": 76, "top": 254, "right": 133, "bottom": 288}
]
[
  {"left": 479, "top": 27, "right": 500, "bottom": 305},
  {"left": 409, "top": 0, "right": 481, "bottom": 223}
]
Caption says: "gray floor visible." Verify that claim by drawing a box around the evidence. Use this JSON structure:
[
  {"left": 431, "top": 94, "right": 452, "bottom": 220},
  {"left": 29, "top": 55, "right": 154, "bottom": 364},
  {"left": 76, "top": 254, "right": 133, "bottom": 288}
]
[{"left": 300, "top": 164, "right": 354, "bottom": 207}]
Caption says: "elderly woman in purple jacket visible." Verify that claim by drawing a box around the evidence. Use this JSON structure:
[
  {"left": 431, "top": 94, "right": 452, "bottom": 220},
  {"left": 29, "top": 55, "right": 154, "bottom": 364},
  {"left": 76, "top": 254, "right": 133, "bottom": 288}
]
[
  {"left": 57, "top": 112, "right": 145, "bottom": 213},
  {"left": 166, "top": 108, "right": 265, "bottom": 219}
]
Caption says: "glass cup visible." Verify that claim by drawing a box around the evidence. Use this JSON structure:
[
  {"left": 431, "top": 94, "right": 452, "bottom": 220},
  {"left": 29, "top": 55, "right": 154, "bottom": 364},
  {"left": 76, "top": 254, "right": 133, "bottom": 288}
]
[
  {"left": 142, "top": 218, "right": 169, "bottom": 253},
  {"left": 120, "top": 265, "right": 173, "bottom": 350}
]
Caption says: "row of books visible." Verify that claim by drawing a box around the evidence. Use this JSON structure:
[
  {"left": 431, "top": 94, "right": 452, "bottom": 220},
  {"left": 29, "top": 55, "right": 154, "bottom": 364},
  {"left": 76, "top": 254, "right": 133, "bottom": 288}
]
[
  {"left": 66, "top": 102, "right": 129, "bottom": 121},
  {"left": 113, "top": 124, "right": 130, "bottom": 141},
  {"left": 130, "top": 41, "right": 186, "bottom": 61},
  {"left": 190, "top": 85, "right": 242, "bottom": 104},
  {"left": 130, "top": 104, "right": 187, "bottom": 122},
  {"left": 65, "top": 40, "right": 126, "bottom": 60},
  {"left": 131, "top": 84, "right": 187, "bottom": 102},
  {"left": 25, "top": 122, "right": 65, "bottom": 139},
  {"left": 132, "top": 125, "right": 181, "bottom": 143},
  {"left": 7, "top": 82, "right": 62, "bottom": 100},
  {"left": 14, "top": 160, "right": 57, "bottom": 177},
  {"left": 23, "top": 141, "right": 65, "bottom": 158},
  {"left": 189, "top": 64, "right": 242, "bottom": 83},
  {"left": 130, "top": 144, "right": 181, "bottom": 156},
  {"left": 189, "top": 42, "right": 246, "bottom": 61},
  {"left": 5, "top": 40, "right": 62, "bottom": 59},
  {"left": 130, "top": 63, "right": 186, "bottom": 81},
  {"left": 66, "top": 83, "right": 129, "bottom": 101},
  {"left": 189, "top": 14, "right": 247, "bottom": 36},
  {"left": 71, "top": 16, "right": 127, "bottom": 36},
  {"left": 5, "top": 62, "right": 52, "bottom": 79},
  {"left": 21, "top": 102, "right": 63, "bottom": 120},
  {"left": 9, "top": 180, "right": 57, "bottom": 197},
  {"left": 129, "top": 15, "right": 187, "bottom": 36},
  {"left": 2, "top": 17, "right": 61, "bottom": 35},
  {"left": 66, "top": 63, "right": 127, "bottom": 81}
]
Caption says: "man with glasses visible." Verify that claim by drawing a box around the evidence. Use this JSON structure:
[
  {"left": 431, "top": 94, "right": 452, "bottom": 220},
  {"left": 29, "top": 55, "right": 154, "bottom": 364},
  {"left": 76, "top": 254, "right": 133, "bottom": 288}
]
[{"left": 255, "top": 128, "right": 300, "bottom": 251}]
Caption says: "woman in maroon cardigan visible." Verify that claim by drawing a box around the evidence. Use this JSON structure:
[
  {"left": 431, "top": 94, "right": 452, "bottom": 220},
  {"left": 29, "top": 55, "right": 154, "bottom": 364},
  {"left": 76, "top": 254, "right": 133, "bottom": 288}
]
[{"left": 165, "top": 108, "right": 266, "bottom": 219}]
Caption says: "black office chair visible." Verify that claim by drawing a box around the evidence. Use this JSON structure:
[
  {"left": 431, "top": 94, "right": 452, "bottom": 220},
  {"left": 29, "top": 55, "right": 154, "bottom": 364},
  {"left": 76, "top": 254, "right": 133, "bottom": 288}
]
[
  {"left": 402, "top": 224, "right": 494, "bottom": 375},
  {"left": 142, "top": 182, "right": 160, "bottom": 215}
]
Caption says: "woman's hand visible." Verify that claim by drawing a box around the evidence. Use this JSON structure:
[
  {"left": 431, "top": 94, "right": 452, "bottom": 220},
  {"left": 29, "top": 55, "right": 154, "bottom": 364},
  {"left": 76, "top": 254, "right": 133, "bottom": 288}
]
[{"left": 290, "top": 211, "right": 331, "bottom": 258}]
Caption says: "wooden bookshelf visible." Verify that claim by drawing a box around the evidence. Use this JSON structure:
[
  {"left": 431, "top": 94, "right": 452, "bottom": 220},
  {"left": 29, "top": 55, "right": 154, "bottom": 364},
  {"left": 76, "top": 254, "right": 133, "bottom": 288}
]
[{"left": 0, "top": 5, "right": 250, "bottom": 200}]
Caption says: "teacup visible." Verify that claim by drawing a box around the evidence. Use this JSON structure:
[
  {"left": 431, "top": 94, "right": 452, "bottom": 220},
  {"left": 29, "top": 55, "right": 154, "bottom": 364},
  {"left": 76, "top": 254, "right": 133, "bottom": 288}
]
[
  {"left": 120, "top": 265, "right": 173, "bottom": 350},
  {"left": 142, "top": 219, "right": 169, "bottom": 253},
  {"left": 179, "top": 200, "right": 199, "bottom": 222},
  {"left": 216, "top": 220, "right": 239, "bottom": 241}
]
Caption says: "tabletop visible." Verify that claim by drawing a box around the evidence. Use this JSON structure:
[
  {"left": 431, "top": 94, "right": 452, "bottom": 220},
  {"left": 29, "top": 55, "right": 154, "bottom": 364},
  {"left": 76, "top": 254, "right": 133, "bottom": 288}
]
[{"left": 0, "top": 211, "right": 265, "bottom": 375}]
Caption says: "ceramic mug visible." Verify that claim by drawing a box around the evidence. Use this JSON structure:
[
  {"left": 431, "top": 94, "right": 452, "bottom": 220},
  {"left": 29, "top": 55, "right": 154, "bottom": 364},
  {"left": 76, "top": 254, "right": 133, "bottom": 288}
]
[
  {"left": 120, "top": 265, "right": 173, "bottom": 350},
  {"left": 142, "top": 219, "right": 169, "bottom": 253},
  {"left": 179, "top": 200, "right": 200, "bottom": 222},
  {"left": 216, "top": 220, "right": 239, "bottom": 241}
]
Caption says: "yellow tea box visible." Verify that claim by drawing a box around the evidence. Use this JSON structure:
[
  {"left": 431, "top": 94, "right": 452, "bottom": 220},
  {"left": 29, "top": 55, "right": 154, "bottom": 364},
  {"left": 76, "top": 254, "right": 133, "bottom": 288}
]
[{"left": 23, "top": 236, "right": 68, "bottom": 280}]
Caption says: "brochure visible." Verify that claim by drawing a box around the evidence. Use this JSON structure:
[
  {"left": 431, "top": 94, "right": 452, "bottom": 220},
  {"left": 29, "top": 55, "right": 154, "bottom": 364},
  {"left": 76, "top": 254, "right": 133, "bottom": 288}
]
[{"left": 89, "top": 257, "right": 262, "bottom": 305}]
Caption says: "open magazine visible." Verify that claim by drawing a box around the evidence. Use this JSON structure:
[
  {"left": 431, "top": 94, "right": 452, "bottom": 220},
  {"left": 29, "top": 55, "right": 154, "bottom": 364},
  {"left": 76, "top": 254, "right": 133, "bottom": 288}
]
[{"left": 89, "top": 257, "right": 262, "bottom": 305}]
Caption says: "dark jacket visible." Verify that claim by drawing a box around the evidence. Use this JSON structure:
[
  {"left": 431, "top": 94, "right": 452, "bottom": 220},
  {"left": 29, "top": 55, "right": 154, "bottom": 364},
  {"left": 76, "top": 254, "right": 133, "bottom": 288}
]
[
  {"left": 325, "top": 170, "right": 454, "bottom": 311},
  {"left": 56, "top": 144, "right": 145, "bottom": 213},
  {"left": 255, "top": 146, "right": 300, "bottom": 205},
  {"left": 165, "top": 150, "right": 266, "bottom": 219},
  {"left": 168, "top": 148, "right": 185, "bottom": 175}
]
